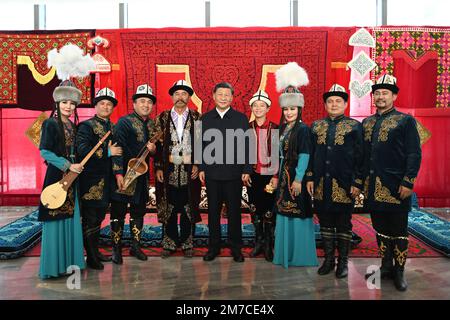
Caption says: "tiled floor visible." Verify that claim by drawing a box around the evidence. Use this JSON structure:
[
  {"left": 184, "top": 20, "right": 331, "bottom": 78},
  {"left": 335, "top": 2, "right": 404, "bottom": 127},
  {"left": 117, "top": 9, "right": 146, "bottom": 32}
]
[{"left": 0, "top": 206, "right": 449, "bottom": 300}]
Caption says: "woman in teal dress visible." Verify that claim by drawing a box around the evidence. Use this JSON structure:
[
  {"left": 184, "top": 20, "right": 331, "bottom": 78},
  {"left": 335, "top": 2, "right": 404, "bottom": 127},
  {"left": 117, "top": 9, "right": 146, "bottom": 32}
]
[
  {"left": 269, "top": 63, "right": 318, "bottom": 268},
  {"left": 38, "top": 81, "right": 85, "bottom": 279}
]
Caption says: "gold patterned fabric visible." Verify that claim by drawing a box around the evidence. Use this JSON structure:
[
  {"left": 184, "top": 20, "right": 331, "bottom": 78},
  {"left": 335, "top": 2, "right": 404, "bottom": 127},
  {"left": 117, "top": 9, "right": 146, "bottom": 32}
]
[
  {"left": 374, "top": 177, "right": 401, "bottom": 204},
  {"left": 416, "top": 119, "right": 432, "bottom": 146},
  {"left": 378, "top": 114, "right": 405, "bottom": 142},
  {"left": 111, "top": 227, "right": 122, "bottom": 244},
  {"left": 331, "top": 178, "right": 352, "bottom": 203},
  {"left": 308, "top": 116, "right": 363, "bottom": 214},
  {"left": 25, "top": 112, "right": 49, "bottom": 147},
  {"left": 363, "top": 109, "right": 421, "bottom": 213},
  {"left": 363, "top": 117, "right": 376, "bottom": 142},
  {"left": 82, "top": 179, "right": 104, "bottom": 201},
  {"left": 130, "top": 116, "right": 145, "bottom": 142},
  {"left": 312, "top": 120, "right": 329, "bottom": 145},
  {"left": 334, "top": 120, "right": 354, "bottom": 145}
]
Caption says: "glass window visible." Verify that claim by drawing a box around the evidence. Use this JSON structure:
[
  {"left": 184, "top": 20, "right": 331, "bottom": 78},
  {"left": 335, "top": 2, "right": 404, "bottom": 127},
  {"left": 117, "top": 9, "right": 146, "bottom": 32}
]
[
  {"left": 299, "top": 0, "right": 377, "bottom": 27},
  {"left": 388, "top": 0, "right": 450, "bottom": 26},
  {"left": 211, "top": 0, "right": 291, "bottom": 27},
  {"left": 45, "top": 0, "right": 119, "bottom": 30},
  {"left": 0, "top": 1, "right": 34, "bottom": 30},
  {"left": 128, "top": 0, "right": 205, "bottom": 28}
]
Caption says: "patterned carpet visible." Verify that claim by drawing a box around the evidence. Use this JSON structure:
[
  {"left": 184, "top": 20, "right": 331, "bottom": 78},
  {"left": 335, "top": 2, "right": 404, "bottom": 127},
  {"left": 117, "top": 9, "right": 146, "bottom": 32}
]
[{"left": 19, "top": 212, "right": 443, "bottom": 258}]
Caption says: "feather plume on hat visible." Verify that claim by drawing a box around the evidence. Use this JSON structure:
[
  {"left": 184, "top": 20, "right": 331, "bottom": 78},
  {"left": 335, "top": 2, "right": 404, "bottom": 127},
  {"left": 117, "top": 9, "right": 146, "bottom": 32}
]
[
  {"left": 275, "top": 62, "right": 309, "bottom": 92},
  {"left": 275, "top": 62, "right": 309, "bottom": 108},
  {"left": 47, "top": 43, "right": 95, "bottom": 81},
  {"left": 47, "top": 43, "right": 95, "bottom": 105}
]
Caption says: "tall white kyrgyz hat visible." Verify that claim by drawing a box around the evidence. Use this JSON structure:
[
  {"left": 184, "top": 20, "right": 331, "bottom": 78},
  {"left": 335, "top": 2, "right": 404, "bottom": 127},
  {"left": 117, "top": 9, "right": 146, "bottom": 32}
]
[
  {"left": 132, "top": 84, "right": 156, "bottom": 104},
  {"left": 93, "top": 87, "right": 118, "bottom": 106},
  {"left": 169, "top": 79, "right": 194, "bottom": 96},
  {"left": 323, "top": 84, "right": 349, "bottom": 102},
  {"left": 249, "top": 90, "right": 271, "bottom": 107},
  {"left": 275, "top": 62, "right": 309, "bottom": 108},
  {"left": 372, "top": 74, "right": 399, "bottom": 94}
]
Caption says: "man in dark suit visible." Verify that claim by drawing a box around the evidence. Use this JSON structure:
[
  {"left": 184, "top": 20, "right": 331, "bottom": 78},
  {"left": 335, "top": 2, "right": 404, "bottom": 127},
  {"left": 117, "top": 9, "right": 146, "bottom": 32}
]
[{"left": 198, "top": 82, "right": 252, "bottom": 262}]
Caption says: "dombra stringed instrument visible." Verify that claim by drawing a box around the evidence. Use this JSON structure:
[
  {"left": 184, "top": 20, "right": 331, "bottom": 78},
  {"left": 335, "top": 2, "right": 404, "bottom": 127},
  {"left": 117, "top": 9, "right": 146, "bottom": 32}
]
[
  {"left": 119, "top": 131, "right": 163, "bottom": 192},
  {"left": 40, "top": 131, "right": 111, "bottom": 209}
]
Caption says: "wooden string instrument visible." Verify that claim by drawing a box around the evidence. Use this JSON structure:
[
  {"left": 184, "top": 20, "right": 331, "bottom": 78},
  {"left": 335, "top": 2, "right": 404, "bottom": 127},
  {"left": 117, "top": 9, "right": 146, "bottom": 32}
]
[
  {"left": 40, "top": 131, "right": 111, "bottom": 209},
  {"left": 119, "top": 131, "right": 163, "bottom": 191}
]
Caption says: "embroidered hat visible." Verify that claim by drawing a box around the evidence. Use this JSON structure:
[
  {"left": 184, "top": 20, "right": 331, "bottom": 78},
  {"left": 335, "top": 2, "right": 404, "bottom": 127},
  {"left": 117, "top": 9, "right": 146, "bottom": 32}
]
[
  {"left": 93, "top": 87, "right": 118, "bottom": 106},
  {"left": 132, "top": 84, "right": 156, "bottom": 104},
  {"left": 323, "top": 84, "right": 349, "bottom": 102},
  {"left": 249, "top": 90, "right": 271, "bottom": 107},
  {"left": 169, "top": 79, "right": 194, "bottom": 96},
  {"left": 372, "top": 74, "right": 399, "bottom": 94}
]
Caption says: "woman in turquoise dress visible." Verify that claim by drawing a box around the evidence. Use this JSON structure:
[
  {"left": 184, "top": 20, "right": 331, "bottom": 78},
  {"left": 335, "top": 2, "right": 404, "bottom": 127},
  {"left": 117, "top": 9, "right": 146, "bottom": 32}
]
[
  {"left": 38, "top": 81, "right": 85, "bottom": 279},
  {"left": 269, "top": 65, "right": 318, "bottom": 268}
]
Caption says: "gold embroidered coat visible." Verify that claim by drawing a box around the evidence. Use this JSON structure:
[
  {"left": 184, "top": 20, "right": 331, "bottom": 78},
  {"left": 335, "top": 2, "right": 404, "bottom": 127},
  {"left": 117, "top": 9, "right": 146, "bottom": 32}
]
[
  {"left": 76, "top": 116, "right": 114, "bottom": 208},
  {"left": 362, "top": 108, "right": 422, "bottom": 213},
  {"left": 305, "top": 115, "right": 364, "bottom": 214},
  {"left": 154, "top": 109, "right": 201, "bottom": 224}
]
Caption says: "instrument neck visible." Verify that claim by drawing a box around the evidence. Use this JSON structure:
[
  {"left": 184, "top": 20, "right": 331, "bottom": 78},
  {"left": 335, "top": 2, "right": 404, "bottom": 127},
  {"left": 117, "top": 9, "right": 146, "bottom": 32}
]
[{"left": 61, "top": 171, "right": 79, "bottom": 191}]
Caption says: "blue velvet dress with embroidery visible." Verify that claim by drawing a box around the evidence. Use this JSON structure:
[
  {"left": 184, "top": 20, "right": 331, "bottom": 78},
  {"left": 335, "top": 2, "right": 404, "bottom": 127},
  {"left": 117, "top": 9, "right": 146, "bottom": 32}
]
[
  {"left": 273, "top": 122, "right": 318, "bottom": 268},
  {"left": 38, "top": 118, "right": 85, "bottom": 279}
]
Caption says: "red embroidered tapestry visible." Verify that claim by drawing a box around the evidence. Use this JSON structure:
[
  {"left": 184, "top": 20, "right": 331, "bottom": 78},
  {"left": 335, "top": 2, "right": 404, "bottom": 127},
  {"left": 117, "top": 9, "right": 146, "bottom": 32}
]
[
  {"left": 0, "top": 30, "right": 95, "bottom": 109},
  {"left": 97, "top": 27, "right": 355, "bottom": 125}
]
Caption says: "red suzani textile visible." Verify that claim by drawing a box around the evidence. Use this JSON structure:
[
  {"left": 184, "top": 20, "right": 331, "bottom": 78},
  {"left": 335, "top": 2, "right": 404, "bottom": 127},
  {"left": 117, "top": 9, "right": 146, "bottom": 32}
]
[{"left": 0, "top": 31, "right": 95, "bottom": 109}]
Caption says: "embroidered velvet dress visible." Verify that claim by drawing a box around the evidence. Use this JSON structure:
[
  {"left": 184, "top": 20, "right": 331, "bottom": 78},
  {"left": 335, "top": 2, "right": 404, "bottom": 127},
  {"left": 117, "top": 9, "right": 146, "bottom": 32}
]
[
  {"left": 38, "top": 117, "right": 85, "bottom": 279},
  {"left": 273, "top": 122, "right": 318, "bottom": 268}
]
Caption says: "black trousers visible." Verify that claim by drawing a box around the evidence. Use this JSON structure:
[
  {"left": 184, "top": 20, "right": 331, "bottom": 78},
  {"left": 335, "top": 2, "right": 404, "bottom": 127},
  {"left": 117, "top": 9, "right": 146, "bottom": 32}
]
[
  {"left": 205, "top": 178, "right": 243, "bottom": 253},
  {"left": 247, "top": 172, "right": 275, "bottom": 220},
  {"left": 110, "top": 201, "right": 146, "bottom": 220},
  {"left": 81, "top": 206, "right": 107, "bottom": 227},
  {"left": 317, "top": 211, "right": 352, "bottom": 233},
  {"left": 370, "top": 211, "right": 408, "bottom": 237},
  {"left": 163, "top": 186, "right": 194, "bottom": 251}
]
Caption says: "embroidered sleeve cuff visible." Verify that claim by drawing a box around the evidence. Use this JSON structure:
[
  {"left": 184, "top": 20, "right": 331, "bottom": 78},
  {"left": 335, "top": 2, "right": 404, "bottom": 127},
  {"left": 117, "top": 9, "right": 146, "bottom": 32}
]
[{"left": 401, "top": 176, "right": 416, "bottom": 189}]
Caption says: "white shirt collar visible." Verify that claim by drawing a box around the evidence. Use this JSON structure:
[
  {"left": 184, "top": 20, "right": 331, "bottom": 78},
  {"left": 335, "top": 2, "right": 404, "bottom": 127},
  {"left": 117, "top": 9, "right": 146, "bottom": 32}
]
[{"left": 216, "top": 107, "right": 230, "bottom": 118}]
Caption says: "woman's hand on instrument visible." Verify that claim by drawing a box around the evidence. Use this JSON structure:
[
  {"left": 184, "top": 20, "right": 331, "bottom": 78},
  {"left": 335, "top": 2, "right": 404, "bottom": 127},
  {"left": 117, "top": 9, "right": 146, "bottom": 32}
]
[
  {"left": 108, "top": 141, "right": 122, "bottom": 156},
  {"left": 69, "top": 163, "right": 84, "bottom": 174},
  {"left": 191, "top": 165, "right": 199, "bottom": 180},
  {"left": 156, "top": 170, "right": 164, "bottom": 183},
  {"left": 290, "top": 180, "right": 302, "bottom": 198},
  {"left": 146, "top": 142, "right": 156, "bottom": 154}
]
